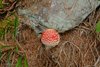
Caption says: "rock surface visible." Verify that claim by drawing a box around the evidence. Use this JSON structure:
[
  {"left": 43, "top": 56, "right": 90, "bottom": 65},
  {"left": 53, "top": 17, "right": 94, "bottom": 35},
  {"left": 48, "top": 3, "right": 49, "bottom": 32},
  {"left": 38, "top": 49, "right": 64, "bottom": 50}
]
[{"left": 18, "top": 0, "right": 100, "bottom": 34}]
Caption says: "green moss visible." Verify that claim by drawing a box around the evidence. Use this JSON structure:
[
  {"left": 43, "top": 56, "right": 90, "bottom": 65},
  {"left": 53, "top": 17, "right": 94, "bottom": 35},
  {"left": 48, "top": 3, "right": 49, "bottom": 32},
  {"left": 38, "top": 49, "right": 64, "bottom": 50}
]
[{"left": 0, "top": 15, "right": 17, "bottom": 39}]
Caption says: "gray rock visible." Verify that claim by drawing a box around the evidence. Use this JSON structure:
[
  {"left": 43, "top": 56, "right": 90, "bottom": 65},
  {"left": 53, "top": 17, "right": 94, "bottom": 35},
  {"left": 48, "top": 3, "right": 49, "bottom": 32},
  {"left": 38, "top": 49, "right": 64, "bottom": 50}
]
[{"left": 18, "top": 0, "right": 100, "bottom": 34}]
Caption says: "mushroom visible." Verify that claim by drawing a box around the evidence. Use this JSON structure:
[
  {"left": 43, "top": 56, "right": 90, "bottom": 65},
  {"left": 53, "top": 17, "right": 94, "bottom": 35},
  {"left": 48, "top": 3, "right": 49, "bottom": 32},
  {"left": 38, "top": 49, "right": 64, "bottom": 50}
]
[{"left": 41, "top": 29, "right": 60, "bottom": 49}]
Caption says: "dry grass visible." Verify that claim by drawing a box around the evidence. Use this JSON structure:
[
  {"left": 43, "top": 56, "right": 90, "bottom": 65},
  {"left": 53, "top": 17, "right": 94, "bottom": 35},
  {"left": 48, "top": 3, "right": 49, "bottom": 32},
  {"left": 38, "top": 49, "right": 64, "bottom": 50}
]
[
  {"left": 0, "top": 0, "right": 100, "bottom": 67},
  {"left": 14, "top": 7, "right": 100, "bottom": 67}
]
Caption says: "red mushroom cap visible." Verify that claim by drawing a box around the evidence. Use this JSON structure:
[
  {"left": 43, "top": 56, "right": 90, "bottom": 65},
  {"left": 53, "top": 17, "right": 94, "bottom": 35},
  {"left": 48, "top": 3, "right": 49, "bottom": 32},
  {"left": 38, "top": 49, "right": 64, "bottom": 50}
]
[{"left": 41, "top": 29, "right": 60, "bottom": 47}]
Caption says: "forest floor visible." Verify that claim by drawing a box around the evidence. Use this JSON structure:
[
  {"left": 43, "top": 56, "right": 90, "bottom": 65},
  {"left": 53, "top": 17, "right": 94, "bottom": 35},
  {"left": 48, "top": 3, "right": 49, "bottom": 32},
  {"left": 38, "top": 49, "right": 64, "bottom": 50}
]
[{"left": 0, "top": 0, "right": 100, "bottom": 67}]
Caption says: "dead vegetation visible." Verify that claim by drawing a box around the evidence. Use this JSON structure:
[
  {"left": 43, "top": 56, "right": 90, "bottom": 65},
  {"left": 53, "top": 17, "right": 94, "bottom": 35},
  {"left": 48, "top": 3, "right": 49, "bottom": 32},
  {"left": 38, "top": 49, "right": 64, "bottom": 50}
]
[{"left": 0, "top": 0, "right": 100, "bottom": 67}]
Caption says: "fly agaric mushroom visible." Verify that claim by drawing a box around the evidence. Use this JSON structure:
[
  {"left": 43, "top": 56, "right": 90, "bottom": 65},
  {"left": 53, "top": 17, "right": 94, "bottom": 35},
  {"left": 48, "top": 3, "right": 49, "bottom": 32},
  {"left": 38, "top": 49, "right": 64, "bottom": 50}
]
[{"left": 41, "top": 29, "right": 60, "bottom": 48}]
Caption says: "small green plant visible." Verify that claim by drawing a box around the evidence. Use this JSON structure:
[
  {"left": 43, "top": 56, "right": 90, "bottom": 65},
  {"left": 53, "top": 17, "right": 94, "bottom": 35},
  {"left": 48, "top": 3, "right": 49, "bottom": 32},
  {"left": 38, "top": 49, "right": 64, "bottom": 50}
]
[
  {"left": 24, "top": 56, "right": 28, "bottom": 67},
  {"left": 13, "top": 16, "right": 19, "bottom": 38},
  {"left": 16, "top": 55, "right": 28, "bottom": 67},
  {"left": 16, "top": 56, "right": 23, "bottom": 67},
  {"left": 0, "top": 0, "right": 3, "bottom": 9},
  {"left": 96, "top": 20, "right": 100, "bottom": 32},
  {"left": 0, "top": 45, "right": 28, "bottom": 67},
  {"left": 0, "top": 16, "right": 15, "bottom": 39},
  {"left": 0, "top": 15, "right": 19, "bottom": 40}
]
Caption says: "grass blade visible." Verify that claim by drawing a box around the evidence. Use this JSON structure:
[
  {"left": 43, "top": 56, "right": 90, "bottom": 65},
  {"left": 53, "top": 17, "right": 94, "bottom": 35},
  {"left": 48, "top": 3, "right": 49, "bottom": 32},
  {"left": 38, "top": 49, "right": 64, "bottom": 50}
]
[
  {"left": 16, "top": 56, "right": 22, "bottom": 67},
  {"left": 0, "top": 45, "right": 12, "bottom": 49},
  {"left": 0, "top": 45, "right": 14, "bottom": 52},
  {"left": 0, "top": 49, "right": 2, "bottom": 59},
  {"left": 96, "top": 21, "right": 100, "bottom": 32},
  {"left": 14, "top": 46, "right": 19, "bottom": 53},
  {"left": 7, "top": 51, "right": 11, "bottom": 67},
  {"left": 14, "top": 16, "right": 19, "bottom": 38},
  {"left": 24, "top": 56, "right": 28, "bottom": 67}
]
